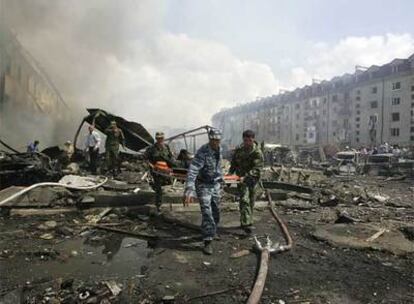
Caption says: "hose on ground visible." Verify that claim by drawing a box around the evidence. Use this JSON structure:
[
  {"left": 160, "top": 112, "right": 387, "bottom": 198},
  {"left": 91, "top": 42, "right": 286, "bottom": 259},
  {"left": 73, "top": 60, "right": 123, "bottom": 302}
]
[
  {"left": 246, "top": 190, "right": 293, "bottom": 304},
  {"left": 0, "top": 177, "right": 108, "bottom": 206}
]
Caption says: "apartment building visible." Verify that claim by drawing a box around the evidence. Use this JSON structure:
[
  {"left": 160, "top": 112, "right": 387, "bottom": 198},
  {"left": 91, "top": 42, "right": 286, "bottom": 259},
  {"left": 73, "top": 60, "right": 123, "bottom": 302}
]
[{"left": 212, "top": 54, "right": 414, "bottom": 149}]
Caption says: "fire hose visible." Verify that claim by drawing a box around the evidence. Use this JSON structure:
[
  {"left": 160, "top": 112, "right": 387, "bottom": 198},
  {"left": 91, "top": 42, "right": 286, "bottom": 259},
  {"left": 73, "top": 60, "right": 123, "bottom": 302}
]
[
  {"left": 246, "top": 190, "right": 293, "bottom": 304},
  {"left": 0, "top": 176, "right": 108, "bottom": 207}
]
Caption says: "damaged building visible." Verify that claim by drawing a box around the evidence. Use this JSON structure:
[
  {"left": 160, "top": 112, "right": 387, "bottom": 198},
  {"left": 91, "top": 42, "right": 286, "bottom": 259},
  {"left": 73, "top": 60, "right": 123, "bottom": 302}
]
[
  {"left": 0, "top": 24, "right": 72, "bottom": 148},
  {"left": 212, "top": 54, "right": 414, "bottom": 149}
]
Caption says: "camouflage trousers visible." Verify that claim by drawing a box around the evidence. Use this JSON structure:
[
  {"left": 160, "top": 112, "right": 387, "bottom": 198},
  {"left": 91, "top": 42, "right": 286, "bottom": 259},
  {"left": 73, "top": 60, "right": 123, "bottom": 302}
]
[
  {"left": 105, "top": 148, "right": 120, "bottom": 173},
  {"left": 237, "top": 181, "right": 258, "bottom": 227},
  {"left": 150, "top": 173, "right": 171, "bottom": 209},
  {"left": 196, "top": 183, "right": 221, "bottom": 241}
]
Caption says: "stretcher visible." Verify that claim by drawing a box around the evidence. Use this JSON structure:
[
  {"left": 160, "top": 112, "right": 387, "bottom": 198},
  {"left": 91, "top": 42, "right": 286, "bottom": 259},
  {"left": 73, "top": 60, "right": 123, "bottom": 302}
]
[{"left": 148, "top": 161, "right": 240, "bottom": 184}]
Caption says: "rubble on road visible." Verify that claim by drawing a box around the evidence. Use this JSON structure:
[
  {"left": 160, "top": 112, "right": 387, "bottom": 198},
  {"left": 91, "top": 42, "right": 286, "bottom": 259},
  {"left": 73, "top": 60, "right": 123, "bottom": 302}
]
[{"left": 1, "top": 132, "right": 414, "bottom": 303}]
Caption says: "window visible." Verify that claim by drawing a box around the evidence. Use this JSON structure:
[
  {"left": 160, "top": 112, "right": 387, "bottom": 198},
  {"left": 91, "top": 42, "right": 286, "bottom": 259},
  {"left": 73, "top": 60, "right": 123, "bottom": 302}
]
[
  {"left": 296, "top": 114, "right": 300, "bottom": 119},
  {"left": 322, "top": 110, "right": 327, "bottom": 115},
  {"left": 411, "top": 126, "right": 414, "bottom": 133},
  {"left": 323, "top": 98, "right": 327, "bottom": 104},
  {"left": 296, "top": 134, "right": 299, "bottom": 141},
  {"left": 356, "top": 110, "right": 361, "bottom": 115},
  {"left": 356, "top": 137, "right": 359, "bottom": 143},
  {"left": 356, "top": 124, "right": 360, "bottom": 128},
  {"left": 411, "top": 94, "right": 414, "bottom": 100},
  {"left": 356, "top": 96, "right": 361, "bottom": 101},
  {"left": 371, "top": 87, "right": 377, "bottom": 94},
  {"left": 390, "top": 128, "right": 400, "bottom": 136},
  {"left": 356, "top": 131, "right": 360, "bottom": 135},
  {"left": 355, "top": 104, "right": 360, "bottom": 108},
  {"left": 392, "top": 97, "right": 401, "bottom": 105},
  {"left": 392, "top": 112, "right": 400, "bottom": 121},
  {"left": 411, "top": 85, "right": 414, "bottom": 91},
  {"left": 356, "top": 117, "right": 360, "bottom": 122},
  {"left": 332, "top": 95, "right": 338, "bottom": 102},
  {"left": 392, "top": 82, "right": 401, "bottom": 90},
  {"left": 295, "top": 104, "right": 300, "bottom": 109},
  {"left": 370, "top": 101, "right": 378, "bottom": 108},
  {"left": 411, "top": 135, "right": 414, "bottom": 141},
  {"left": 356, "top": 90, "right": 360, "bottom": 95}
]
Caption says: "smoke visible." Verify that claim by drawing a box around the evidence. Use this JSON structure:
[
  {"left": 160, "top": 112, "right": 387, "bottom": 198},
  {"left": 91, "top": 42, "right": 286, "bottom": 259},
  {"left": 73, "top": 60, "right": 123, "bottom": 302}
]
[{"left": 3, "top": 0, "right": 279, "bottom": 135}]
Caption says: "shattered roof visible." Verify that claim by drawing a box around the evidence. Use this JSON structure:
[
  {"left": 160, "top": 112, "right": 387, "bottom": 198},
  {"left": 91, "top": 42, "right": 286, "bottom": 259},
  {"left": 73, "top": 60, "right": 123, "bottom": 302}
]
[{"left": 85, "top": 109, "right": 154, "bottom": 152}]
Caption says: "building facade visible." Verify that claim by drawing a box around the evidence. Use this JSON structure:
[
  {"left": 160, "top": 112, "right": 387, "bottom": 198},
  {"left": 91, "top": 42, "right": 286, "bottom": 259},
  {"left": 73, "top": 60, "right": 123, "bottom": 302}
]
[
  {"left": 212, "top": 55, "right": 414, "bottom": 149},
  {"left": 0, "top": 24, "right": 72, "bottom": 148}
]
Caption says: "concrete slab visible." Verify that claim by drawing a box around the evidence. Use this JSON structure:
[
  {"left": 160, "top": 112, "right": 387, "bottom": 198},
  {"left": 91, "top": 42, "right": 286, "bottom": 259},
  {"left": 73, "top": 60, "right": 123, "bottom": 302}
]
[{"left": 312, "top": 223, "right": 414, "bottom": 256}]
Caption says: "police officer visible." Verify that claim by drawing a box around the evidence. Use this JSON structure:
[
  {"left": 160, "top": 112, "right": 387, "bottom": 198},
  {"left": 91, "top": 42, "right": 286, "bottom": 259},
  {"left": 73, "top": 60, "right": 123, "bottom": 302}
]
[
  {"left": 229, "top": 130, "right": 264, "bottom": 234},
  {"left": 144, "top": 132, "right": 176, "bottom": 212},
  {"left": 184, "top": 129, "right": 223, "bottom": 255},
  {"left": 105, "top": 121, "right": 125, "bottom": 176}
]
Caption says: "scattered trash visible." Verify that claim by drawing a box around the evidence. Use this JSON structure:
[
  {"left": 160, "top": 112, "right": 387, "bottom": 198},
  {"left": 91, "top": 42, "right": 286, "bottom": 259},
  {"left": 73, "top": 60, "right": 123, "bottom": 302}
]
[
  {"left": 39, "top": 233, "right": 54, "bottom": 240},
  {"left": 230, "top": 249, "right": 251, "bottom": 258}
]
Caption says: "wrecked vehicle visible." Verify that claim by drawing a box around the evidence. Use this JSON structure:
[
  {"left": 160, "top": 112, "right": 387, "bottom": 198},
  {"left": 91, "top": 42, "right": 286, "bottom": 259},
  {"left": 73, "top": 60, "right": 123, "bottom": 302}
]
[
  {"left": 332, "top": 150, "right": 361, "bottom": 175},
  {"left": 0, "top": 152, "right": 60, "bottom": 190},
  {"left": 363, "top": 153, "right": 399, "bottom": 176},
  {"left": 262, "top": 144, "right": 296, "bottom": 166},
  {"left": 363, "top": 153, "right": 414, "bottom": 176}
]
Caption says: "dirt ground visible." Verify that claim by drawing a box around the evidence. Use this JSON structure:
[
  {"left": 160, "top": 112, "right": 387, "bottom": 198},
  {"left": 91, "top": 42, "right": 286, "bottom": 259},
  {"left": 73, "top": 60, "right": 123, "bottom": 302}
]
[{"left": 0, "top": 175, "right": 413, "bottom": 303}]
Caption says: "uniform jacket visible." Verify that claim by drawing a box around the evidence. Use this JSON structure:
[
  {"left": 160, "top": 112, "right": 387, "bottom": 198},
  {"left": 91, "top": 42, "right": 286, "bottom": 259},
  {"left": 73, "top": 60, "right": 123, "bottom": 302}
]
[
  {"left": 229, "top": 142, "right": 264, "bottom": 179},
  {"left": 105, "top": 127, "right": 125, "bottom": 150},
  {"left": 185, "top": 143, "right": 223, "bottom": 196},
  {"left": 145, "top": 144, "right": 175, "bottom": 167}
]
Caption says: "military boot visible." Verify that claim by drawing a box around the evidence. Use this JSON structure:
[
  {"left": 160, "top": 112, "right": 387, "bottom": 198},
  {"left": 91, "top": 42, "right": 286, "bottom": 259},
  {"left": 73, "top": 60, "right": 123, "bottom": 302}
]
[{"left": 203, "top": 241, "right": 213, "bottom": 255}]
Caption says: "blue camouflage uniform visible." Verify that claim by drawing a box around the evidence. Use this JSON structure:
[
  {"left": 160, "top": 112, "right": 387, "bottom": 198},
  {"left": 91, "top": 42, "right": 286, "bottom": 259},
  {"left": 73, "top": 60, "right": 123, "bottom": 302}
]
[{"left": 185, "top": 143, "right": 223, "bottom": 241}]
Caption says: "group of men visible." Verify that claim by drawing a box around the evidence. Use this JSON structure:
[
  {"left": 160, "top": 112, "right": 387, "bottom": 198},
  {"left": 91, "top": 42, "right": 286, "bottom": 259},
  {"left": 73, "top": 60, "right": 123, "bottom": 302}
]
[
  {"left": 84, "top": 121, "right": 125, "bottom": 175},
  {"left": 29, "top": 126, "right": 263, "bottom": 255},
  {"left": 145, "top": 128, "right": 264, "bottom": 255}
]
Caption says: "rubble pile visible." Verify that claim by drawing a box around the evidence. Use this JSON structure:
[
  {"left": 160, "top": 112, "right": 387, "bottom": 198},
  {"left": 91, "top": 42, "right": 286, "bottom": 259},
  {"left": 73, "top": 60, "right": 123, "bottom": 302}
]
[{"left": 1, "top": 117, "right": 413, "bottom": 303}]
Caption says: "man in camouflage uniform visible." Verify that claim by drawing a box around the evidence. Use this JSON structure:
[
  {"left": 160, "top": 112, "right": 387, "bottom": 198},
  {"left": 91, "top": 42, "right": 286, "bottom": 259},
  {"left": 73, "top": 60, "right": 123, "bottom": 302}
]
[
  {"left": 144, "top": 132, "right": 176, "bottom": 212},
  {"left": 184, "top": 129, "right": 223, "bottom": 255},
  {"left": 105, "top": 121, "right": 125, "bottom": 176},
  {"left": 229, "top": 130, "right": 264, "bottom": 234}
]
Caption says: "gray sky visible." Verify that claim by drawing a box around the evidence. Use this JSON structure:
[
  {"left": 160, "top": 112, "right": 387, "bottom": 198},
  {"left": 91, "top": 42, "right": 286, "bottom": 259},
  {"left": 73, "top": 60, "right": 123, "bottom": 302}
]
[
  {"left": 5, "top": 0, "right": 414, "bottom": 129},
  {"left": 165, "top": 0, "right": 414, "bottom": 87}
]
